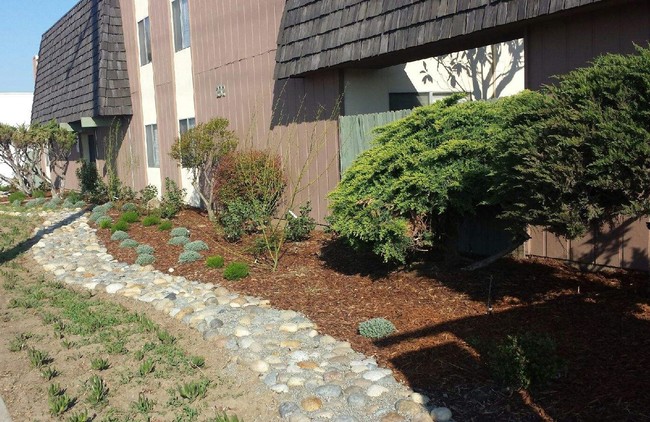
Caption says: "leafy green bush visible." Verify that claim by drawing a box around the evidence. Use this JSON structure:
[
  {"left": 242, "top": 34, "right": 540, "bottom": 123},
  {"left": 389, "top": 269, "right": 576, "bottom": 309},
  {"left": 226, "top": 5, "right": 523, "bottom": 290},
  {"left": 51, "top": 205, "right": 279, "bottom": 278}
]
[
  {"left": 184, "top": 240, "right": 208, "bottom": 252},
  {"left": 142, "top": 215, "right": 160, "bottom": 227},
  {"left": 223, "top": 262, "right": 249, "bottom": 280},
  {"left": 110, "top": 230, "right": 129, "bottom": 241},
  {"left": 136, "top": 244, "right": 154, "bottom": 255},
  {"left": 158, "top": 220, "right": 173, "bottom": 231},
  {"left": 205, "top": 255, "right": 225, "bottom": 268},
  {"left": 76, "top": 160, "right": 104, "bottom": 201},
  {"left": 178, "top": 250, "right": 202, "bottom": 263},
  {"left": 358, "top": 318, "right": 396, "bottom": 339},
  {"left": 170, "top": 227, "right": 190, "bottom": 237},
  {"left": 8, "top": 191, "right": 26, "bottom": 203},
  {"left": 168, "top": 236, "right": 190, "bottom": 246},
  {"left": 215, "top": 150, "right": 285, "bottom": 240},
  {"left": 111, "top": 220, "right": 129, "bottom": 233},
  {"left": 119, "top": 239, "right": 139, "bottom": 248},
  {"left": 488, "top": 333, "right": 565, "bottom": 389},
  {"left": 119, "top": 210, "right": 139, "bottom": 223},
  {"left": 31, "top": 189, "right": 45, "bottom": 198},
  {"left": 285, "top": 202, "right": 316, "bottom": 241},
  {"left": 122, "top": 202, "right": 137, "bottom": 212},
  {"left": 135, "top": 254, "right": 155, "bottom": 266},
  {"left": 160, "top": 178, "right": 186, "bottom": 219},
  {"left": 139, "top": 184, "right": 158, "bottom": 204}
]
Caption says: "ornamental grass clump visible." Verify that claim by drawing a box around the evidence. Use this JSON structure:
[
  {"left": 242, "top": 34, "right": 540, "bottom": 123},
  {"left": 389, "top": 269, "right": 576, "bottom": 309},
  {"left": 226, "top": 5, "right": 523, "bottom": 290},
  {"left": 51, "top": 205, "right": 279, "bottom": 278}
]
[
  {"left": 96, "top": 215, "right": 112, "bottom": 226},
  {"left": 205, "top": 255, "right": 225, "bottom": 269},
  {"left": 111, "top": 220, "right": 129, "bottom": 233},
  {"left": 119, "top": 239, "right": 139, "bottom": 248},
  {"left": 358, "top": 318, "right": 396, "bottom": 339},
  {"left": 168, "top": 236, "right": 189, "bottom": 246},
  {"left": 223, "top": 262, "right": 249, "bottom": 281},
  {"left": 142, "top": 215, "right": 161, "bottom": 227},
  {"left": 158, "top": 220, "right": 173, "bottom": 231},
  {"left": 119, "top": 210, "right": 139, "bottom": 223},
  {"left": 170, "top": 227, "right": 190, "bottom": 237},
  {"left": 136, "top": 244, "right": 154, "bottom": 255},
  {"left": 184, "top": 240, "right": 208, "bottom": 252},
  {"left": 111, "top": 230, "right": 129, "bottom": 241},
  {"left": 98, "top": 219, "right": 112, "bottom": 229},
  {"left": 135, "top": 254, "right": 155, "bottom": 266},
  {"left": 178, "top": 250, "right": 202, "bottom": 263}
]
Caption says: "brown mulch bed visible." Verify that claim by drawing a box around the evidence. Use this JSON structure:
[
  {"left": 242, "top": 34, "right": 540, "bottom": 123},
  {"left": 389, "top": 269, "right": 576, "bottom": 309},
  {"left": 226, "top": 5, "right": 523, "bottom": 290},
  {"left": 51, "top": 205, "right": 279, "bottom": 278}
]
[{"left": 97, "top": 208, "right": 650, "bottom": 422}]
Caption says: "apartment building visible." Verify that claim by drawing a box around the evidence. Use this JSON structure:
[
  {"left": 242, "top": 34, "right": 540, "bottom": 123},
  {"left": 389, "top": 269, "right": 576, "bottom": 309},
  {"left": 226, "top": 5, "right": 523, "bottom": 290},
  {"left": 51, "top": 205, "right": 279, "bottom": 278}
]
[{"left": 32, "top": 0, "right": 650, "bottom": 270}]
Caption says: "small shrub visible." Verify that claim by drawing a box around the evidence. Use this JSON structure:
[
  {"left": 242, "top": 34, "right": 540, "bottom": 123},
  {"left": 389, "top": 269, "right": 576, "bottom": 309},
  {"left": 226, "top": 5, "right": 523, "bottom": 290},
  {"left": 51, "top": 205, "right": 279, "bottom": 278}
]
[
  {"left": 41, "top": 366, "right": 59, "bottom": 380},
  {"left": 157, "top": 330, "right": 176, "bottom": 345},
  {"left": 170, "top": 227, "right": 190, "bottom": 237},
  {"left": 111, "top": 220, "right": 129, "bottom": 233},
  {"left": 132, "top": 392, "right": 154, "bottom": 414},
  {"left": 135, "top": 254, "right": 155, "bottom": 266},
  {"left": 158, "top": 220, "right": 173, "bottom": 231},
  {"left": 96, "top": 215, "right": 112, "bottom": 225},
  {"left": 49, "top": 393, "right": 74, "bottom": 416},
  {"left": 66, "top": 410, "right": 90, "bottom": 422},
  {"left": 139, "top": 184, "right": 158, "bottom": 204},
  {"left": 31, "top": 189, "right": 45, "bottom": 198},
  {"left": 119, "top": 210, "right": 139, "bottom": 223},
  {"left": 177, "top": 379, "right": 210, "bottom": 403},
  {"left": 285, "top": 202, "right": 316, "bottom": 241},
  {"left": 28, "top": 348, "right": 51, "bottom": 368},
  {"left": 110, "top": 230, "right": 129, "bottom": 241},
  {"left": 76, "top": 160, "right": 102, "bottom": 199},
  {"left": 26, "top": 197, "right": 47, "bottom": 208},
  {"left": 136, "top": 244, "right": 154, "bottom": 255},
  {"left": 48, "top": 383, "right": 63, "bottom": 397},
  {"left": 86, "top": 375, "right": 108, "bottom": 406},
  {"left": 8, "top": 191, "right": 26, "bottom": 203},
  {"left": 207, "top": 413, "right": 243, "bottom": 422},
  {"left": 358, "top": 318, "right": 396, "bottom": 339},
  {"left": 142, "top": 215, "right": 161, "bottom": 227},
  {"left": 160, "top": 178, "right": 186, "bottom": 219},
  {"left": 184, "top": 240, "right": 208, "bottom": 252},
  {"left": 168, "top": 236, "right": 190, "bottom": 246},
  {"left": 205, "top": 256, "right": 225, "bottom": 269},
  {"left": 121, "top": 202, "right": 137, "bottom": 212},
  {"left": 189, "top": 355, "right": 205, "bottom": 368},
  {"left": 119, "top": 239, "right": 139, "bottom": 248},
  {"left": 91, "top": 358, "right": 110, "bottom": 371},
  {"left": 11, "top": 199, "right": 21, "bottom": 207},
  {"left": 138, "top": 357, "right": 155, "bottom": 376},
  {"left": 178, "top": 250, "right": 202, "bottom": 263},
  {"left": 488, "top": 333, "right": 566, "bottom": 390},
  {"left": 223, "top": 262, "right": 249, "bottom": 281}
]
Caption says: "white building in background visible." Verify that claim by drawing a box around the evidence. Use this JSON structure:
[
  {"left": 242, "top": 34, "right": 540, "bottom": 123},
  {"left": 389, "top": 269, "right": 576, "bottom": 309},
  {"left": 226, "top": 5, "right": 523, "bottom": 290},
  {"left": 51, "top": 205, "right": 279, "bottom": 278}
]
[{"left": 0, "top": 92, "right": 34, "bottom": 182}]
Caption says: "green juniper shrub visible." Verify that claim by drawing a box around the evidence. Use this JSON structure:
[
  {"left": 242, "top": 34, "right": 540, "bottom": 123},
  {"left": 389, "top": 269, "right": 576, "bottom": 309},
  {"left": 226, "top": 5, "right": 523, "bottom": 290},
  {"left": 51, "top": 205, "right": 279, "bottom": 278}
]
[
  {"left": 111, "top": 220, "right": 129, "bottom": 233},
  {"left": 205, "top": 255, "right": 225, "bottom": 269},
  {"left": 8, "top": 191, "right": 26, "bottom": 203},
  {"left": 158, "top": 220, "right": 173, "bottom": 231},
  {"left": 223, "top": 262, "right": 249, "bottom": 281},
  {"left": 139, "top": 184, "right": 158, "bottom": 204},
  {"left": 178, "top": 250, "right": 202, "bottom": 263},
  {"left": 358, "top": 318, "right": 396, "bottom": 339},
  {"left": 135, "top": 254, "right": 155, "bottom": 266},
  {"left": 168, "top": 236, "right": 190, "bottom": 246},
  {"left": 488, "top": 332, "right": 566, "bottom": 390},
  {"left": 285, "top": 202, "right": 316, "bottom": 241},
  {"left": 119, "top": 210, "right": 139, "bottom": 223},
  {"left": 76, "top": 160, "right": 103, "bottom": 200},
  {"left": 142, "top": 214, "right": 161, "bottom": 227},
  {"left": 110, "top": 230, "right": 129, "bottom": 241},
  {"left": 121, "top": 202, "right": 137, "bottom": 212},
  {"left": 170, "top": 227, "right": 190, "bottom": 237},
  {"left": 136, "top": 244, "right": 154, "bottom": 255},
  {"left": 184, "top": 240, "right": 208, "bottom": 252},
  {"left": 160, "top": 178, "right": 186, "bottom": 219},
  {"left": 119, "top": 239, "right": 139, "bottom": 248}
]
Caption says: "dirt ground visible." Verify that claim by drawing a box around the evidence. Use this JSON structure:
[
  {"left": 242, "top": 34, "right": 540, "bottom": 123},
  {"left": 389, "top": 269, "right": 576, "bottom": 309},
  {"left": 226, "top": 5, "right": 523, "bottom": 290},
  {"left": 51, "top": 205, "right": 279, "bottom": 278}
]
[
  {"left": 0, "top": 214, "right": 279, "bottom": 422},
  {"left": 98, "top": 208, "right": 650, "bottom": 422}
]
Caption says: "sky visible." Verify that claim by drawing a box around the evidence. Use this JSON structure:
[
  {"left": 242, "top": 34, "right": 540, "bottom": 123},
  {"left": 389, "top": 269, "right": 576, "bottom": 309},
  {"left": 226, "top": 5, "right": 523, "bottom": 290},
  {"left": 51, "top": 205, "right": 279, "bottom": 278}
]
[{"left": 0, "top": 0, "right": 80, "bottom": 92}]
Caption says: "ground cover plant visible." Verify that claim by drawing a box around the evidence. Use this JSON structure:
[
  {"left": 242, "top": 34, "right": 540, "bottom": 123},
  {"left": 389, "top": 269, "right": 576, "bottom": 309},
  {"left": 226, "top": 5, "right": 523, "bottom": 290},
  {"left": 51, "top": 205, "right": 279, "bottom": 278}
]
[{"left": 0, "top": 210, "right": 275, "bottom": 421}]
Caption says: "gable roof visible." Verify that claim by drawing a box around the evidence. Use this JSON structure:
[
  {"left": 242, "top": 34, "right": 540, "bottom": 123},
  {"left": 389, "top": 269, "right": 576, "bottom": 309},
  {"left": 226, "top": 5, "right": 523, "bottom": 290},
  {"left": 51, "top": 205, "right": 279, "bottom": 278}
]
[
  {"left": 275, "top": 0, "right": 608, "bottom": 79},
  {"left": 32, "top": 0, "right": 131, "bottom": 124}
]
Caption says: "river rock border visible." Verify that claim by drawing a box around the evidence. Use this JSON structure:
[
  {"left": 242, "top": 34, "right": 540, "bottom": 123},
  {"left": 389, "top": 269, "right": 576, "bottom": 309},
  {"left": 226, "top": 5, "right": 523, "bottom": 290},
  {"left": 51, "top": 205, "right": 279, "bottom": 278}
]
[{"left": 26, "top": 210, "right": 453, "bottom": 422}]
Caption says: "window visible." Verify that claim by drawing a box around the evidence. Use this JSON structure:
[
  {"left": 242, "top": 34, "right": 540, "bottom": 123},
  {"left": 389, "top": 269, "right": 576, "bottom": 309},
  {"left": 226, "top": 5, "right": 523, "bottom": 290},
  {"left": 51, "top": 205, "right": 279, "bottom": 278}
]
[
  {"left": 388, "top": 92, "right": 456, "bottom": 111},
  {"left": 172, "top": 0, "right": 191, "bottom": 52},
  {"left": 179, "top": 117, "right": 195, "bottom": 135},
  {"left": 145, "top": 124, "right": 159, "bottom": 168},
  {"left": 138, "top": 17, "right": 152, "bottom": 65}
]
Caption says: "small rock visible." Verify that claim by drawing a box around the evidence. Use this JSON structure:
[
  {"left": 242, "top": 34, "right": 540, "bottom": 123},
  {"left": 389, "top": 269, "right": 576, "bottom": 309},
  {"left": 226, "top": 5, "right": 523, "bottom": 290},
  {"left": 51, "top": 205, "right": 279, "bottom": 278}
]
[
  {"left": 412, "top": 414, "right": 434, "bottom": 422},
  {"left": 279, "top": 401, "right": 299, "bottom": 418},
  {"left": 396, "top": 399, "right": 426, "bottom": 418},
  {"left": 288, "top": 415, "right": 310, "bottom": 422},
  {"left": 280, "top": 323, "right": 299, "bottom": 333},
  {"left": 430, "top": 407, "right": 453, "bottom": 422},
  {"left": 347, "top": 393, "right": 367, "bottom": 407},
  {"left": 209, "top": 318, "right": 224, "bottom": 329},
  {"left": 250, "top": 360, "right": 269, "bottom": 373},
  {"left": 234, "top": 326, "right": 251, "bottom": 337},
  {"left": 410, "top": 392, "right": 430, "bottom": 405},
  {"left": 300, "top": 396, "right": 323, "bottom": 412},
  {"left": 287, "top": 377, "right": 305, "bottom": 387},
  {"left": 381, "top": 412, "right": 406, "bottom": 422},
  {"left": 362, "top": 369, "right": 391, "bottom": 382},
  {"left": 280, "top": 340, "right": 301, "bottom": 348},
  {"left": 146, "top": 197, "right": 161, "bottom": 210},
  {"left": 105, "top": 283, "right": 125, "bottom": 294},
  {"left": 297, "top": 360, "right": 318, "bottom": 369},
  {"left": 367, "top": 385, "right": 389, "bottom": 397},
  {"left": 315, "top": 384, "right": 343, "bottom": 398},
  {"left": 271, "top": 384, "right": 289, "bottom": 394}
]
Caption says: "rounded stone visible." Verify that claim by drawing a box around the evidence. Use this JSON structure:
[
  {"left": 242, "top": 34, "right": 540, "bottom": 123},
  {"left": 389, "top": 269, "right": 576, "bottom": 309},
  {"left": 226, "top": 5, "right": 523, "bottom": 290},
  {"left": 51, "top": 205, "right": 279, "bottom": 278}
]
[
  {"left": 250, "top": 360, "right": 269, "bottom": 373},
  {"left": 287, "top": 377, "right": 305, "bottom": 387},
  {"left": 280, "top": 323, "right": 299, "bottom": 332},
  {"left": 430, "top": 407, "right": 453, "bottom": 422},
  {"left": 297, "top": 360, "right": 318, "bottom": 369},
  {"left": 347, "top": 392, "right": 367, "bottom": 407},
  {"left": 279, "top": 401, "right": 300, "bottom": 418},
  {"left": 234, "top": 326, "right": 251, "bottom": 337},
  {"left": 381, "top": 412, "right": 406, "bottom": 422},
  {"left": 367, "top": 385, "right": 389, "bottom": 397},
  {"left": 209, "top": 318, "right": 224, "bottom": 329},
  {"left": 315, "top": 384, "right": 343, "bottom": 398},
  {"left": 271, "top": 384, "right": 289, "bottom": 393},
  {"left": 300, "top": 396, "right": 323, "bottom": 412},
  {"left": 410, "top": 392, "right": 430, "bottom": 405},
  {"left": 362, "top": 369, "right": 391, "bottom": 382},
  {"left": 396, "top": 399, "right": 427, "bottom": 418}
]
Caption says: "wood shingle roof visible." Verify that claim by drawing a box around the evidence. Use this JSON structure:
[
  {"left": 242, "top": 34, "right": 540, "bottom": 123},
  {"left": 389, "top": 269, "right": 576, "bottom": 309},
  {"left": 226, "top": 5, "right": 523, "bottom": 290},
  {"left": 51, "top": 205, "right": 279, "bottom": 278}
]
[
  {"left": 32, "top": 0, "right": 131, "bottom": 124},
  {"left": 274, "top": 0, "right": 608, "bottom": 79}
]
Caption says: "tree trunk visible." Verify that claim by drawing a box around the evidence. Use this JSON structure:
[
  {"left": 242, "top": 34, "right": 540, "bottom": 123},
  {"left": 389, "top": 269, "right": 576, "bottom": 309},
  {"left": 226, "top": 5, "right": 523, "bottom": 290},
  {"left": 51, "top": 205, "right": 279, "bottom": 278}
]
[{"left": 462, "top": 235, "right": 530, "bottom": 271}]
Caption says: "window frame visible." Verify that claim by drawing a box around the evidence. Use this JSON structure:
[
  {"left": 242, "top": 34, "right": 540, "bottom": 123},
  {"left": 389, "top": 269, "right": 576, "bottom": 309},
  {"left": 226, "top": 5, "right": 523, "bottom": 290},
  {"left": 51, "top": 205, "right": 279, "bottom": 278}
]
[
  {"left": 178, "top": 117, "right": 196, "bottom": 135},
  {"left": 145, "top": 124, "right": 159, "bottom": 168},
  {"left": 138, "top": 17, "right": 152, "bottom": 66},
  {"left": 172, "top": 0, "right": 191, "bottom": 52}
]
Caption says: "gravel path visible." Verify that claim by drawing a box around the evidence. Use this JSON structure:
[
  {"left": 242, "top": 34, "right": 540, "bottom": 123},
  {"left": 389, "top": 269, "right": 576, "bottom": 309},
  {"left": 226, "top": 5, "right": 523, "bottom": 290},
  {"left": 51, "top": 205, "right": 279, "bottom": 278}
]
[{"left": 22, "top": 209, "right": 453, "bottom": 422}]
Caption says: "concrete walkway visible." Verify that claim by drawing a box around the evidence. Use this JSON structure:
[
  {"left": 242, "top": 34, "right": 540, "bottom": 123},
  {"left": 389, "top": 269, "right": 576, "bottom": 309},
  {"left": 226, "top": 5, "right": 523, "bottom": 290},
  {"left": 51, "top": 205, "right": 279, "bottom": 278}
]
[{"left": 0, "top": 395, "right": 11, "bottom": 422}]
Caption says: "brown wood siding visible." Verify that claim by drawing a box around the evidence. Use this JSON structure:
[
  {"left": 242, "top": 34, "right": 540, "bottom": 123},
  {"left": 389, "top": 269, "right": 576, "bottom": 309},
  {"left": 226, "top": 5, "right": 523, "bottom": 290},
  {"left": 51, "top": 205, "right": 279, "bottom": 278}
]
[
  {"left": 527, "top": 0, "right": 650, "bottom": 89},
  {"left": 150, "top": 1, "right": 181, "bottom": 189},
  {"left": 118, "top": 0, "right": 148, "bottom": 191},
  {"left": 190, "top": 0, "right": 342, "bottom": 222}
]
